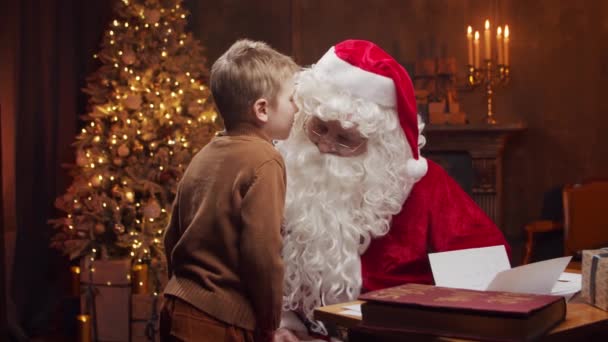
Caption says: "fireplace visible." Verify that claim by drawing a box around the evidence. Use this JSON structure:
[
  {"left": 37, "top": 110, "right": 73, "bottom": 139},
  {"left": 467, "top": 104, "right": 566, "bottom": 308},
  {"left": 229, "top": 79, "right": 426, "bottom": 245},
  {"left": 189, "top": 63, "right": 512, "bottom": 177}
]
[{"left": 422, "top": 123, "right": 525, "bottom": 228}]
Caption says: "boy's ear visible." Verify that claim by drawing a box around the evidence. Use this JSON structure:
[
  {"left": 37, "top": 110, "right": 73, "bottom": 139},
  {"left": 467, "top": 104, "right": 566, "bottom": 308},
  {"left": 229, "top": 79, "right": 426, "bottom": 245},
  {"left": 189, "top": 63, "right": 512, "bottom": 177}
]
[{"left": 253, "top": 98, "right": 269, "bottom": 123}]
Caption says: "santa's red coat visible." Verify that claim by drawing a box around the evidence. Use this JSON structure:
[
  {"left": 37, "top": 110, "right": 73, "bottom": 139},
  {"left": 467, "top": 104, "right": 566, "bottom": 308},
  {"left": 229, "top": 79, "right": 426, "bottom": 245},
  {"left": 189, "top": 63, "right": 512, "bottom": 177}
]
[{"left": 361, "top": 160, "right": 511, "bottom": 291}]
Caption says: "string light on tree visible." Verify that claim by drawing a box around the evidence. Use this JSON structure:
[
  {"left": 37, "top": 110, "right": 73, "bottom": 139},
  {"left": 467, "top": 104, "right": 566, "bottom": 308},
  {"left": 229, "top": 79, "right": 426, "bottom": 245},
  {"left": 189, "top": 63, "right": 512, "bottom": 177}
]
[{"left": 50, "top": 0, "right": 220, "bottom": 267}]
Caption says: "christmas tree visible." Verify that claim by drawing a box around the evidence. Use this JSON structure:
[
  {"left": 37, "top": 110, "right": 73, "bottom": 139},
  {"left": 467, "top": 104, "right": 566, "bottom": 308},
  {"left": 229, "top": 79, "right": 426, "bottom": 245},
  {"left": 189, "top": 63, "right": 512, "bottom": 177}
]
[{"left": 50, "top": 0, "right": 219, "bottom": 264}]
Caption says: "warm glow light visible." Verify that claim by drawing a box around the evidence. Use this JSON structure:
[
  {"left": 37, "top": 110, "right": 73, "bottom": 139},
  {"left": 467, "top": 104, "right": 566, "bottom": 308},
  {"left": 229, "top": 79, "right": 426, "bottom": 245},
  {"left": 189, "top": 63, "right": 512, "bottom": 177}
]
[
  {"left": 504, "top": 25, "right": 510, "bottom": 38},
  {"left": 467, "top": 26, "right": 472, "bottom": 36},
  {"left": 474, "top": 31, "right": 480, "bottom": 40},
  {"left": 485, "top": 19, "right": 490, "bottom": 30}
]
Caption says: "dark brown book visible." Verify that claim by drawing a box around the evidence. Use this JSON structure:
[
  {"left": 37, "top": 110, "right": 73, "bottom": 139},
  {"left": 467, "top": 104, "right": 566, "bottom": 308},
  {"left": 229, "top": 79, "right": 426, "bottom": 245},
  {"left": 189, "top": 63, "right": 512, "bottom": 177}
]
[{"left": 358, "top": 283, "right": 566, "bottom": 341}]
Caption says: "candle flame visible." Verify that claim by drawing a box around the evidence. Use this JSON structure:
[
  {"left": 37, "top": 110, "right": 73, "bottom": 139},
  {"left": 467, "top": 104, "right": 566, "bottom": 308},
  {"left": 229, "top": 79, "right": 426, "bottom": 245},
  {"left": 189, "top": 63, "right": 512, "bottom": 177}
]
[
  {"left": 504, "top": 25, "right": 510, "bottom": 38},
  {"left": 497, "top": 26, "right": 502, "bottom": 37},
  {"left": 77, "top": 315, "right": 89, "bottom": 323},
  {"left": 485, "top": 19, "right": 490, "bottom": 29},
  {"left": 474, "top": 31, "right": 480, "bottom": 40},
  {"left": 467, "top": 26, "right": 472, "bottom": 35}
]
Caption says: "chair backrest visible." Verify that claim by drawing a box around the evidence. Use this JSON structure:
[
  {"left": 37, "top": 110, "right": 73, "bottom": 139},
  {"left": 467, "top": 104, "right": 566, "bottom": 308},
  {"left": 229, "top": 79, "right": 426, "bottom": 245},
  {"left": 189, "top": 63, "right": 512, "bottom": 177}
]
[{"left": 562, "top": 180, "right": 608, "bottom": 256}]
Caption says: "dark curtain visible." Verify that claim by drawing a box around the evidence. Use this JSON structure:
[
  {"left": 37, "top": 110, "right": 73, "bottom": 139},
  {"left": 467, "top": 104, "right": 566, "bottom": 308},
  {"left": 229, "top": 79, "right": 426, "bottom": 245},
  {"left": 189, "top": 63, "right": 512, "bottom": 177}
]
[{"left": 8, "top": 0, "right": 112, "bottom": 339}]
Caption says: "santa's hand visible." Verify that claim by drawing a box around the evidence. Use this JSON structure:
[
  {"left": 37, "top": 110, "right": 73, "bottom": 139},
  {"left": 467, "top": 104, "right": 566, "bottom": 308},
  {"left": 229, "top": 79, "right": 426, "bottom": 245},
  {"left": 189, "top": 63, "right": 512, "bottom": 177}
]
[{"left": 273, "top": 328, "right": 300, "bottom": 342}]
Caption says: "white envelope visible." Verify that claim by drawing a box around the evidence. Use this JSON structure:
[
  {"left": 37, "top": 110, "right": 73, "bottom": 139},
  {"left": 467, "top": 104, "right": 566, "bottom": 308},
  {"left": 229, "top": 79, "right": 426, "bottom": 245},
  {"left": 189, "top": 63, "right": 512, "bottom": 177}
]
[
  {"left": 486, "top": 256, "right": 572, "bottom": 294},
  {"left": 429, "top": 245, "right": 511, "bottom": 290},
  {"left": 429, "top": 246, "right": 573, "bottom": 296}
]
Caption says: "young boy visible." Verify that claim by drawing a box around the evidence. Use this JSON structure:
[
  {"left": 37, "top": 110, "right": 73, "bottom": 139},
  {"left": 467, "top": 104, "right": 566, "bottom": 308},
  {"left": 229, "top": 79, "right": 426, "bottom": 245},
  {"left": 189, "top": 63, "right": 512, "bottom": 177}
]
[{"left": 160, "top": 39, "right": 299, "bottom": 342}]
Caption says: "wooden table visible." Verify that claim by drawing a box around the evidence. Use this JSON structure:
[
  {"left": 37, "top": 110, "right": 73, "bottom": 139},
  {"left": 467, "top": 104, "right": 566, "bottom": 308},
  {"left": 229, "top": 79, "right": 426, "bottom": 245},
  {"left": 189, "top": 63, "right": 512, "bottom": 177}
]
[
  {"left": 315, "top": 268, "right": 607, "bottom": 341},
  {"left": 315, "top": 298, "right": 608, "bottom": 341}
]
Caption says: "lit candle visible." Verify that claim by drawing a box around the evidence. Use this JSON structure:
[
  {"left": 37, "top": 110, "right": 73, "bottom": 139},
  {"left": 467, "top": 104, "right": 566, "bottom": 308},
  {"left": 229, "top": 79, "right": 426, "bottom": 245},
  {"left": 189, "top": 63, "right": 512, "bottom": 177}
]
[
  {"left": 504, "top": 25, "right": 510, "bottom": 66},
  {"left": 76, "top": 315, "right": 92, "bottom": 342},
  {"left": 496, "top": 26, "right": 504, "bottom": 65},
  {"left": 131, "top": 264, "right": 149, "bottom": 294},
  {"left": 70, "top": 266, "right": 81, "bottom": 297},
  {"left": 484, "top": 19, "right": 491, "bottom": 60},
  {"left": 474, "top": 31, "right": 480, "bottom": 68},
  {"left": 467, "top": 26, "right": 473, "bottom": 65}
]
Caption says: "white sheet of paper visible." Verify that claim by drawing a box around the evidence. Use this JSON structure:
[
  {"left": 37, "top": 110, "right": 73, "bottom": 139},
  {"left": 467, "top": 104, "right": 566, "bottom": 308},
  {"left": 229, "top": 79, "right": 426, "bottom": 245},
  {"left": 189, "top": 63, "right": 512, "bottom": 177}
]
[
  {"left": 429, "top": 245, "right": 511, "bottom": 290},
  {"left": 551, "top": 272, "right": 582, "bottom": 301},
  {"left": 486, "top": 256, "right": 572, "bottom": 294},
  {"left": 342, "top": 304, "right": 361, "bottom": 312},
  {"left": 338, "top": 309, "right": 362, "bottom": 317}
]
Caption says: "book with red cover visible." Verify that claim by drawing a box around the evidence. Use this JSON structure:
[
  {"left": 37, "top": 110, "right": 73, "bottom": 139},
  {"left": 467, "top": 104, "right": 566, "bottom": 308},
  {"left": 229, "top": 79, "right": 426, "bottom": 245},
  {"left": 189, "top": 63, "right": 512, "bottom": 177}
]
[{"left": 358, "top": 283, "right": 566, "bottom": 341}]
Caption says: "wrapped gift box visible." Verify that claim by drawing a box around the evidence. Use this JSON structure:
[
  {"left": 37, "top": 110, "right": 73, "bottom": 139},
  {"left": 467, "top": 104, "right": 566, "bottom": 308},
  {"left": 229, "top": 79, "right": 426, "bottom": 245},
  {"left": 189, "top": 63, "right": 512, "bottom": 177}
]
[
  {"left": 131, "top": 294, "right": 162, "bottom": 342},
  {"left": 582, "top": 248, "right": 608, "bottom": 310},
  {"left": 80, "top": 258, "right": 132, "bottom": 341}
]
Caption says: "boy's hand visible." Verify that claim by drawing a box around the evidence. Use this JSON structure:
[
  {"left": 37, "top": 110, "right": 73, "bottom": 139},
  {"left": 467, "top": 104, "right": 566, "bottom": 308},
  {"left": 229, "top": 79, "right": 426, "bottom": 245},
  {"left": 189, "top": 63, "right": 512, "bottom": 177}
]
[
  {"left": 274, "top": 328, "right": 300, "bottom": 342},
  {"left": 273, "top": 328, "right": 328, "bottom": 342}
]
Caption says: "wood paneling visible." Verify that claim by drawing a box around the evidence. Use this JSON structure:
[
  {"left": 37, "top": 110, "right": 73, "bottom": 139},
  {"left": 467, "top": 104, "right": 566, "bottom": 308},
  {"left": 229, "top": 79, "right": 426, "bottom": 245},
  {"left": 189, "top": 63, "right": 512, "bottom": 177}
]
[{"left": 185, "top": 0, "right": 293, "bottom": 65}]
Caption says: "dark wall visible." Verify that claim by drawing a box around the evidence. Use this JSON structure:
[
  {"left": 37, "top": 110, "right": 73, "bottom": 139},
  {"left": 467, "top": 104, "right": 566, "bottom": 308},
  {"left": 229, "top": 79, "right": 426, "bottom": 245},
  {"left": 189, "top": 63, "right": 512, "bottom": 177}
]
[
  {"left": 186, "top": 0, "right": 293, "bottom": 65},
  {"left": 186, "top": 0, "right": 608, "bottom": 248}
]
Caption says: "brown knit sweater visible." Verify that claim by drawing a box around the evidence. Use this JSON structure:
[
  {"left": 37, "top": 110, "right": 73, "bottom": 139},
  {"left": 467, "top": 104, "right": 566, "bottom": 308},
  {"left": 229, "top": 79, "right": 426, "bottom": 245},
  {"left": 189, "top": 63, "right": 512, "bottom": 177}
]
[{"left": 162, "top": 123, "right": 286, "bottom": 336}]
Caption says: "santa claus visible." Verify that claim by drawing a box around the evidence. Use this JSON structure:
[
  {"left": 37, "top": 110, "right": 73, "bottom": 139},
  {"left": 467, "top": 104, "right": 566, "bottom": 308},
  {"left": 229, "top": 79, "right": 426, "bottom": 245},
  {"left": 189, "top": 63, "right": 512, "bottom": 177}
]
[{"left": 275, "top": 40, "right": 510, "bottom": 340}]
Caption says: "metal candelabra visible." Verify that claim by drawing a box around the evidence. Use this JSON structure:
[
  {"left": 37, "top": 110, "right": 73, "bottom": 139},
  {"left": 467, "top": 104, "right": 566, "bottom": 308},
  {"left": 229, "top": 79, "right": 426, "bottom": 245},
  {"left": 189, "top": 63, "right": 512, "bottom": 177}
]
[{"left": 466, "top": 60, "right": 510, "bottom": 124}]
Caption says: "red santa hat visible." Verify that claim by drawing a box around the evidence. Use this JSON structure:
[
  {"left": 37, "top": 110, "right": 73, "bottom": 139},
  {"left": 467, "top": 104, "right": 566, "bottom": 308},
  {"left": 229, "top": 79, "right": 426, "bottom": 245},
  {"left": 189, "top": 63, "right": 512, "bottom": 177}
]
[{"left": 313, "top": 39, "right": 428, "bottom": 180}]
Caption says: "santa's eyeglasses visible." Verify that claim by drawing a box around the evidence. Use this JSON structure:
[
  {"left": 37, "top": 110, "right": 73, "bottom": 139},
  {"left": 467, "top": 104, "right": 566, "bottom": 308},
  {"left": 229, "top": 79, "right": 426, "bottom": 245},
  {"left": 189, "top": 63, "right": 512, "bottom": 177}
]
[{"left": 303, "top": 116, "right": 367, "bottom": 155}]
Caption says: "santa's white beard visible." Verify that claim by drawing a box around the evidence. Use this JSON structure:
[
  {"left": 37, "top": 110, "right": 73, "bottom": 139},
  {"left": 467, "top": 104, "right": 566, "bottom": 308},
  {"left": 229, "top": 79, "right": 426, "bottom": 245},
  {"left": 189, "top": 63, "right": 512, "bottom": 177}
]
[{"left": 278, "top": 126, "right": 412, "bottom": 329}]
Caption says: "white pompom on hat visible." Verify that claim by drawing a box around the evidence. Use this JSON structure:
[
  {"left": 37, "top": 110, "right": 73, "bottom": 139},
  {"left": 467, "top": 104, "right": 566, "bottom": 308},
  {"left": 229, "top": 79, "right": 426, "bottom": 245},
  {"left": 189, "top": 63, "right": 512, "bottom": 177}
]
[{"left": 313, "top": 39, "right": 428, "bottom": 180}]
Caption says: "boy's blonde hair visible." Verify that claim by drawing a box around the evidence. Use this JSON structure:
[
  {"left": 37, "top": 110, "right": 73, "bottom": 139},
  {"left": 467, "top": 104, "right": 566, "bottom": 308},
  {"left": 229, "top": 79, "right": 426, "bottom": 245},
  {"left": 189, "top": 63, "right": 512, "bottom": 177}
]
[{"left": 210, "top": 39, "right": 299, "bottom": 129}]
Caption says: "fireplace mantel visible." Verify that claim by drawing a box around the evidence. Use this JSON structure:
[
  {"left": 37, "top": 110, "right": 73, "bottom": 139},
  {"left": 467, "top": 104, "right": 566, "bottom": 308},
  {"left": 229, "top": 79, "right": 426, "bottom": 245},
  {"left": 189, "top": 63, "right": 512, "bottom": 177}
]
[{"left": 422, "top": 122, "right": 526, "bottom": 228}]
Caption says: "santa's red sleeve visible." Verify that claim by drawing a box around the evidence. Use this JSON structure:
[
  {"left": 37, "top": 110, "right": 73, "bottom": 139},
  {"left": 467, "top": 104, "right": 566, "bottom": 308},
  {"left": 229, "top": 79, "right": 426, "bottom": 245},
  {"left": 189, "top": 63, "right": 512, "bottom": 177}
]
[{"left": 361, "top": 160, "right": 510, "bottom": 291}]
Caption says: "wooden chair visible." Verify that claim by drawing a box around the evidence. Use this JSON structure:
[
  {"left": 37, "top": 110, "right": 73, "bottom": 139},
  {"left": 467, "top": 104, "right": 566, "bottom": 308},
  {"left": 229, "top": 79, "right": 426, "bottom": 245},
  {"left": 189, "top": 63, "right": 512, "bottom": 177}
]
[
  {"left": 562, "top": 180, "right": 608, "bottom": 256},
  {"left": 523, "top": 180, "right": 608, "bottom": 264},
  {"left": 523, "top": 187, "right": 564, "bottom": 264}
]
